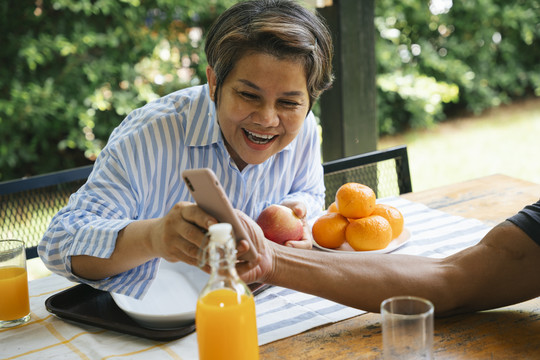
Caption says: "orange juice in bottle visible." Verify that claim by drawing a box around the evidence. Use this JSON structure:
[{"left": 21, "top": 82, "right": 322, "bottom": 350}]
[{"left": 196, "top": 223, "right": 259, "bottom": 360}]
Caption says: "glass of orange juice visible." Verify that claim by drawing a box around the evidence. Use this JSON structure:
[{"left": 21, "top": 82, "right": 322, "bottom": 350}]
[{"left": 0, "top": 239, "right": 31, "bottom": 328}]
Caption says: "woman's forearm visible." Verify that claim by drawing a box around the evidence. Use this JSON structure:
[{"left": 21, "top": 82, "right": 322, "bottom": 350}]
[{"left": 71, "top": 218, "right": 159, "bottom": 280}]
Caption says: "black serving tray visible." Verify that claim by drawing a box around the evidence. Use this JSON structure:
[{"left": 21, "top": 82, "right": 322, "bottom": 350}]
[{"left": 45, "top": 282, "right": 270, "bottom": 342}]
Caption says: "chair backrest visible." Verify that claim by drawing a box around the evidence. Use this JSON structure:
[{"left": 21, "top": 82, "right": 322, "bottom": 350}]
[
  {"left": 0, "top": 165, "right": 93, "bottom": 259},
  {"left": 322, "top": 145, "right": 412, "bottom": 208}
]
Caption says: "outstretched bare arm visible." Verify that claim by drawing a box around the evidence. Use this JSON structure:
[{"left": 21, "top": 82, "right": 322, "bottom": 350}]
[{"left": 237, "top": 214, "right": 540, "bottom": 316}]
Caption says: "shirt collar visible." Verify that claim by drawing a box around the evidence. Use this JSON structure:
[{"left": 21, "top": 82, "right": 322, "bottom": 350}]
[{"left": 184, "top": 84, "right": 221, "bottom": 147}]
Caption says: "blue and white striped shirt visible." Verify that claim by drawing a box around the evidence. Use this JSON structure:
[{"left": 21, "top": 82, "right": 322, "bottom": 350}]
[{"left": 38, "top": 84, "right": 325, "bottom": 298}]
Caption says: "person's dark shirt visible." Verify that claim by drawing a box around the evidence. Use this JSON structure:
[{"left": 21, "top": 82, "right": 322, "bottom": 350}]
[{"left": 507, "top": 199, "right": 540, "bottom": 246}]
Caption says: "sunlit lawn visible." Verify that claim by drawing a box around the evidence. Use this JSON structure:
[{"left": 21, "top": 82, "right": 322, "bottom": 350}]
[{"left": 378, "top": 97, "right": 540, "bottom": 192}]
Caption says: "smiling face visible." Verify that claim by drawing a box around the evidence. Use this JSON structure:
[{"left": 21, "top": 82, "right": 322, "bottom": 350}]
[{"left": 207, "top": 52, "right": 310, "bottom": 171}]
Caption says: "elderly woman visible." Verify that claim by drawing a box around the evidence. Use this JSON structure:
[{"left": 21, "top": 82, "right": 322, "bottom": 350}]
[{"left": 39, "top": 0, "right": 333, "bottom": 298}]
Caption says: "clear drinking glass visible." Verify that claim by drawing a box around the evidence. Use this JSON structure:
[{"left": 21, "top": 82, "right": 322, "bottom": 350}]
[
  {"left": 0, "top": 239, "right": 31, "bottom": 328},
  {"left": 381, "top": 296, "right": 434, "bottom": 360}
]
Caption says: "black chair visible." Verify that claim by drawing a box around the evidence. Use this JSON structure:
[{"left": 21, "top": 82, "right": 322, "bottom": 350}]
[
  {"left": 322, "top": 145, "right": 412, "bottom": 208},
  {"left": 0, "top": 165, "right": 93, "bottom": 259}
]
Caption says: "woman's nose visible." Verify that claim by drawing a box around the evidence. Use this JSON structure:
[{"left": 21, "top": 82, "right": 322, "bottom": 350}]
[{"left": 253, "top": 105, "right": 279, "bottom": 127}]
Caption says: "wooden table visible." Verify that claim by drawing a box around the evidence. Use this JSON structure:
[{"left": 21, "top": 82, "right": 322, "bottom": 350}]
[{"left": 260, "top": 174, "right": 540, "bottom": 359}]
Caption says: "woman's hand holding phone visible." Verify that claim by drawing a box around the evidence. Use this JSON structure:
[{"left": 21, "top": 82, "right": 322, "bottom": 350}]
[
  {"left": 148, "top": 201, "right": 218, "bottom": 267},
  {"left": 181, "top": 168, "right": 258, "bottom": 263}
]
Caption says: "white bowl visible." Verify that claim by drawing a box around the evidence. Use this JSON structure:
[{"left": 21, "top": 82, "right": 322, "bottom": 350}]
[{"left": 111, "top": 260, "right": 209, "bottom": 330}]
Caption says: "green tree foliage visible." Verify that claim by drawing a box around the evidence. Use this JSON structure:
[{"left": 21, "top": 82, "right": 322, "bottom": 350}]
[
  {"left": 375, "top": 0, "right": 540, "bottom": 134},
  {"left": 0, "top": 0, "right": 234, "bottom": 180},
  {"left": 1, "top": 0, "right": 539, "bottom": 180}
]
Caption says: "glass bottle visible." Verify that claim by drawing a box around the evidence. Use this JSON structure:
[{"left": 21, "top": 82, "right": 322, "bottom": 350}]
[{"left": 196, "top": 223, "right": 259, "bottom": 360}]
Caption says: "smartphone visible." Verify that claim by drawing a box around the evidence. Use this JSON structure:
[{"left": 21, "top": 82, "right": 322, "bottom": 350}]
[{"left": 181, "top": 168, "right": 257, "bottom": 261}]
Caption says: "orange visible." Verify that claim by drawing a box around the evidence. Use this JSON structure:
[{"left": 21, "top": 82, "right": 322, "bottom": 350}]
[
  {"left": 327, "top": 202, "right": 339, "bottom": 213},
  {"left": 371, "top": 204, "right": 404, "bottom": 239},
  {"left": 346, "top": 215, "right": 392, "bottom": 251},
  {"left": 312, "top": 212, "right": 349, "bottom": 249},
  {"left": 335, "top": 182, "right": 376, "bottom": 219}
]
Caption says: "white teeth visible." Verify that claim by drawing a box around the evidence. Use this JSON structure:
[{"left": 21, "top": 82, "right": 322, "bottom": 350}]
[
  {"left": 244, "top": 129, "right": 276, "bottom": 144},
  {"left": 245, "top": 129, "right": 274, "bottom": 139}
]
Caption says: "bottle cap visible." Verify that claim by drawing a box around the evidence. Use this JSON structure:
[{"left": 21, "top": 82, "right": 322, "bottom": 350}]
[{"left": 208, "top": 223, "right": 233, "bottom": 245}]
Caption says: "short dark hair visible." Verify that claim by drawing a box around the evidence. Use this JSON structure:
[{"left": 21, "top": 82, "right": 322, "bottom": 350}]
[{"left": 205, "top": 0, "right": 334, "bottom": 108}]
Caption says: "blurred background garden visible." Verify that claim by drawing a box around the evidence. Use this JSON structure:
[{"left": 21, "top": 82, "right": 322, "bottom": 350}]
[{"left": 1, "top": 0, "right": 539, "bottom": 191}]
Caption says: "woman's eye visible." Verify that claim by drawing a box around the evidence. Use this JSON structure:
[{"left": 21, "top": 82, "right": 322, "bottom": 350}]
[
  {"left": 239, "top": 91, "right": 258, "bottom": 100},
  {"left": 280, "top": 100, "right": 301, "bottom": 108}
]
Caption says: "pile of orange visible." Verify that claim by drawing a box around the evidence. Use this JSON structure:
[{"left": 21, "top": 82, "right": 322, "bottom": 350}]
[{"left": 312, "top": 183, "right": 404, "bottom": 251}]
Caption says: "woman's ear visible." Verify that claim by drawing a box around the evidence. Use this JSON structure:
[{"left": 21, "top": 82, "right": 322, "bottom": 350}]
[{"left": 206, "top": 66, "right": 217, "bottom": 101}]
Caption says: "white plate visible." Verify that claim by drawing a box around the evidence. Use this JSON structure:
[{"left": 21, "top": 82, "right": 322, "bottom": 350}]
[
  {"left": 313, "top": 227, "right": 411, "bottom": 254},
  {"left": 110, "top": 260, "right": 209, "bottom": 330}
]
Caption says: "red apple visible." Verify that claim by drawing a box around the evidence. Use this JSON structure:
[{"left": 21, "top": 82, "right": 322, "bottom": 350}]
[{"left": 256, "top": 204, "right": 303, "bottom": 245}]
